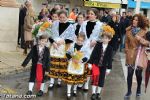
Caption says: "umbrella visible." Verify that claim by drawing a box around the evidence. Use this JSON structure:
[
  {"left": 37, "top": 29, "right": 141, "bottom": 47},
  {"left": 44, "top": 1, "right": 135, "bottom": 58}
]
[
  {"left": 145, "top": 61, "right": 150, "bottom": 93},
  {"left": 145, "top": 48, "right": 150, "bottom": 93}
]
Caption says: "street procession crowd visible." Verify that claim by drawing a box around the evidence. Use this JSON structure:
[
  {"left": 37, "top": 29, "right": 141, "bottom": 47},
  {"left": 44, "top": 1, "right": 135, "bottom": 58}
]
[{"left": 18, "top": 0, "right": 150, "bottom": 100}]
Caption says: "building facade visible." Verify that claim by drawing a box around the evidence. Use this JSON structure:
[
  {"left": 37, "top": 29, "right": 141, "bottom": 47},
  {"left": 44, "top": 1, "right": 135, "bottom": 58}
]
[
  {"left": 128, "top": 0, "right": 150, "bottom": 17},
  {"left": 16, "top": 0, "right": 128, "bottom": 15},
  {"left": 17, "top": 0, "right": 86, "bottom": 15}
]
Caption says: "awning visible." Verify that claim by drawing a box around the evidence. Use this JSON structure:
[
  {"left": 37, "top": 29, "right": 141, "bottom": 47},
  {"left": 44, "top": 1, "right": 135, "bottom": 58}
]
[
  {"left": 84, "top": 1, "right": 121, "bottom": 8},
  {"left": 128, "top": 0, "right": 150, "bottom": 9}
]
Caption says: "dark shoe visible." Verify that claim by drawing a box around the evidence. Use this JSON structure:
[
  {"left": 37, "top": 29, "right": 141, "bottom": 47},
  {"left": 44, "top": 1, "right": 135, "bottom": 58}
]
[
  {"left": 48, "top": 84, "right": 54, "bottom": 90},
  {"left": 91, "top": 94, "right": 97, "bottom": 100},
  {"left": 26, "top": 91, "right": 32, "bottom": 95},
  {"left": 56, "top": 84, "right": 62, "bottom": 88},
  {"left": 124, "top": 91, "right": 132, "bottom": 98},
  {"left": 72, "top": 91, "right": 77, "bottom": 97},
  {"left": 136, "top": 89, "right": 141, "bottom": 97},
  {"left": 36, "top": 90, "right": 44, "bottom": 97},
  {"left": 96, "top": 93, "right": 101, "bottom": 100},
  {"left": 48, "top": 86, "right": 54, "bottom": 90},
  {"left": 83, "top": 89, "right": 88, "bottom": 92},
  {"left": 67, "top": 93, "right": 71, "bottom": 100},
  {"left": 77, "top": 87, "right": 82, "bottom": 90},
  {"left": 67, "top": 96, "right": 71, "bottom": 100}
]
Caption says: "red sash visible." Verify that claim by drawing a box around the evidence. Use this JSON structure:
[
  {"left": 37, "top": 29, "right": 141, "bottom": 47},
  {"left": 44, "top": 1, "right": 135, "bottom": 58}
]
[
  {"left": 36, "top": 64, "right": 43, "bottom": 90},
  {"left": 92, "top": 64, "right": 100, "bottom": 86}
]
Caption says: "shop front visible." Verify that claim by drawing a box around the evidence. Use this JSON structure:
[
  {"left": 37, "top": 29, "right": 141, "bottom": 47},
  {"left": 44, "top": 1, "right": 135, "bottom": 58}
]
[
  {"left": 83, "top": 0, "right": 122, "bottom": 9},
  {"left": 128, "top": 0, "right": 150, "bottom": 16}
]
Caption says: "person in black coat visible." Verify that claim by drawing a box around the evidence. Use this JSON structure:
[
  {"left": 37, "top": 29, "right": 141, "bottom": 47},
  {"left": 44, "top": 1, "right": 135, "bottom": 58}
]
[
  {"left": 119, "top": 12, "right": 130, "bottom": 51},
  {"left": 18, "top": 5, "right": 27, "bottom": 48},
  {"left": 108, "top": 15, "right": 121, "bottom": 58},
  {"left": 22, "top": 34, "right": 50, "bottom": 97},
  {"left": 101, "top": 11, "right": 111, "bottom": 24},
  {"left": 88, "top": 25, "right": 114, "bottom": 100}
]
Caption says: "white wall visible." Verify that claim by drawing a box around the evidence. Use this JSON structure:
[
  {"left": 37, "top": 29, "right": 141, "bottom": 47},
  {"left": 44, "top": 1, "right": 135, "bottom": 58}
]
[{"left": 0, "top": 7, "right": 19, "bottom": 52}]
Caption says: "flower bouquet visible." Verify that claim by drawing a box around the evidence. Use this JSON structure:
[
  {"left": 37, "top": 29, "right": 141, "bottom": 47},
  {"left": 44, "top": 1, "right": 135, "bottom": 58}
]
[
  {"left": 32, "top": 21, "right": 52, "bottom": 37},
  {"left": 71, "top": 49, "right": 84, "bottom": 70},
  {"left": 67, "top": 49, "right": 85, "bottom": 75}
]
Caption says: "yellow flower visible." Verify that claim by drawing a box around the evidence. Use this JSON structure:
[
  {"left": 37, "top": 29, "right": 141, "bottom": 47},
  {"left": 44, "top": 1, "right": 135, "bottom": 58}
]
[
  {"left": 72, "top": 50, "right": 84, "bottom": 60},
  {"left": 39, "top": 21, "right": 52, "bottom": 31},
  {"left": 42, "top": 21, "right": 52, "bottom": 28},
  {"left": 71, "top": 50, "right": 84, "bottom": 70},
  {"left": 102, "top": 25, "right": 115, "bottom": 38},
  {"left": 40, "top": 27, "right": 46, "bottom": 31}
]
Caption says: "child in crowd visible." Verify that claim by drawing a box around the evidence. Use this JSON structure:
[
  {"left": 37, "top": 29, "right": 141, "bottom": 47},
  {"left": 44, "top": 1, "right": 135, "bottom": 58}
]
[
  {"left": 88, "top": 25, "right": 115, "bottom": 100},
  {"left": 22, "top": 34, "right": 50, "bottom": 97},
  {"left": 63, "top": 33, "right": 89, "bottom": 100}
]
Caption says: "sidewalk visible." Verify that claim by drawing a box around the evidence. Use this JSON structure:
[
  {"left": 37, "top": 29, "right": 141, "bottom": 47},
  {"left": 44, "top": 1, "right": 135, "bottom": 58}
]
[{"left": 0, "top": 47, "right": 30, "bottom": 76}]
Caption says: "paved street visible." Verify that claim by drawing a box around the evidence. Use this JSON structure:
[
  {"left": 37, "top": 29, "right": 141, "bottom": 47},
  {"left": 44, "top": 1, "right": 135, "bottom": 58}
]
[{"left": 0, "top": 52, "right": 150, "bottom": 100}]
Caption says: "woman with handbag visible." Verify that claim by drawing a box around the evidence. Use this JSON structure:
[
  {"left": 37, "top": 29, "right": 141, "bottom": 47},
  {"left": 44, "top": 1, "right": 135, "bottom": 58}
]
[{"left": 125, "top": 14, "right": 150, "bottom": 98}]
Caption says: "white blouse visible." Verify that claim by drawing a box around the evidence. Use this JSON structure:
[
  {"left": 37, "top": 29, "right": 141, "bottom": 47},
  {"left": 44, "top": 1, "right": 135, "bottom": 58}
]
[{"left": 102, "top": 43, "right": 108, "bottom": 52}]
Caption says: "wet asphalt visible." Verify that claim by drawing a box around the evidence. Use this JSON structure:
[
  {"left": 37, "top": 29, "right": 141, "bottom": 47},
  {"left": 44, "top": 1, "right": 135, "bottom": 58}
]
[{"left": 0, "top": 53, "right": 150, "bottom": 100}]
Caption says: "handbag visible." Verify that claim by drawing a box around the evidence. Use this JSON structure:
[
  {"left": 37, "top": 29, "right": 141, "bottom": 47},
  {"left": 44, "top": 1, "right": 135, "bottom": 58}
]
[{"left": 135, "top": 46, "right": 148, "bottom": 69}]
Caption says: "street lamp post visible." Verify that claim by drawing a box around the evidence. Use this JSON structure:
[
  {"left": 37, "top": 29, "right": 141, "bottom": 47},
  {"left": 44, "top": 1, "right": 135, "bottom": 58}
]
[{"left": 135, "top": 0, "right": 141, "bottom": 14}]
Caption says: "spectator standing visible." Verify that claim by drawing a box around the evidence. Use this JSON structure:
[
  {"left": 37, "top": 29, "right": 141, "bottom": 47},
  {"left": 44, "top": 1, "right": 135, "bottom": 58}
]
[
  {"left": 108, "top": 15, "right": 121, "bottom": 58},
  {"left": 101, "top": 10, "right": 111, "bottom": 24},
  {"left": 69, "top": 8, "right": 77, "bottom": 21},
  {"left": 18, "top": 0, "right": 31, "bottom": 49},
  {"left": 124, "top": 14, "right": 150, "bottom": 98},
  {"left": 119, "top": 12, "right": 130, "bottom": 52},
  {"left": 23, "top": 6, "right": 35, "bottom": 55}
]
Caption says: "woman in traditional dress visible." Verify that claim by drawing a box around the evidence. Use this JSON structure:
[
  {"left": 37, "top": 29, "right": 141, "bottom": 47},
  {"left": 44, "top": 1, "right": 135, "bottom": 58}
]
[
  {"left": 78, "top": 8, "right": 103, "bottom": 91},
  {"left": 48, "top": 10, "right": 76, "bottom": 89},
  {"left": 74, "top": 12, "right": 85, "bottom": 36}
]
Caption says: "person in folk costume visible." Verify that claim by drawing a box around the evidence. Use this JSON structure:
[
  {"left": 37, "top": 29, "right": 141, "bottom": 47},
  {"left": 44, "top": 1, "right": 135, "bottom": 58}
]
[
  {"left": 88, "top": 25, "right": 114, "bottom": 100},
  {"left": 48, "top": 9, "right": 76, "bottom": 89},
  {"left": 23, "top": 5, "right": 35, "bottom": 55},
  {"left": 61, "top": 33, "right": 89, "bottom": 99},
  {"left": 124, "top": 14, "right": 150, "bottom": 98},
  {"left": 78, "top": 8, "right": 103, "bottom": 91},
  {"left": 22, "top": 34, "right": 50, "bottom": 96},
  {"left": 73, "top": 12, "right": 85, "bottom": 36},
  {"left": 50, "top": 9, "right": 59, "bottom": 22}
]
